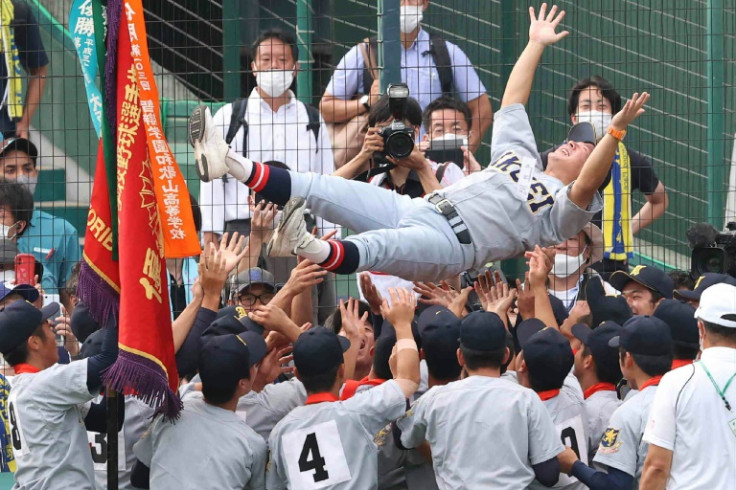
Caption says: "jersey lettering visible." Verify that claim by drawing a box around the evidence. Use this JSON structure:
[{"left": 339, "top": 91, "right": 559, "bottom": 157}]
[
  {"left": 490, "top": 151, "right": 554, "bottom": 213},
  {"left": 282, "top": 420, "right": 351, "bottom": 489},
  {"left": 87, "top": 430, "right": 127, "bottom": 471},
  {"left": 555, "top": 416, "right": 588, "bottom": 486},
  {"left": 7, "top": 393, "right": 28, "bottom": 457}
]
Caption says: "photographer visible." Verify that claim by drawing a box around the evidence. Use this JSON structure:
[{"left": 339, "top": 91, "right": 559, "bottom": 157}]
[
  {"left": 420, "top": 96, "right": 482, "bottom": 175},
  {"left": 334, "top": 93, "right": 464, "bottom": 196}
]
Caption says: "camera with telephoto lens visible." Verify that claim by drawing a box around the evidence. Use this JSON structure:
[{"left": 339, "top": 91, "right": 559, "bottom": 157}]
[
  {"left": 687, "top": 222, "right": 736, "bottom": 277},
  {"left": 374, "top": 83, "right": 415, "bottom": 162}
]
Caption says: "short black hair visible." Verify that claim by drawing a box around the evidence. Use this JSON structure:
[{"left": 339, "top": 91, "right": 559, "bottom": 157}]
[
  {"left": 300, "top": 364, "right": 341, "bottom": 394},
  {"left": 421, "top": 96, "right": 472, "bottom": 132},
  {"left": 528, "top": 369, "right": 565, "bottom": 393},
  {"left": 252, "top": 28, "right": 298, "bottom": 63},
  {"left": 703, "top": 320, "right": 736, "bottom": 343},
  {"left": 500, "top": 331, "right": 515, "bottom": 375},
  {"left": 567, "top": 75, "right": 623, "bottom": 116},
  {"left": 202, "top": 379, "right": 240, "bottom": 405},
  {"left": 668, "top": 270, "right": 695, "bottom": 290},
  {"left": 368, "top": 94, "right": 422, "bottom": 127},
  {"left": 672, "top": 341, "right": 699, "bottom": 361},
  {"left": 582, "top": 344, "right": 622, "bottom": 385},
  {"left": 620, "top": 348, "right": 672, "bottom": 378},
  {"left": 0, "top": 180, "right": 33, "bottom": 237},
  {"left": 460, "top": 344, "right": 507, "bottom": 371},
  {"left": 3, "top": 322, "right": 45, "bottom": 366}
]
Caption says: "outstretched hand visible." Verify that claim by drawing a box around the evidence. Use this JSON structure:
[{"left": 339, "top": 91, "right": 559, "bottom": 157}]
[
  {"left": 528, "top": 4, "right": 569, "bottom": 47},
  {"left": 610, "top": 92, "right": 650, "bottom": 131}
]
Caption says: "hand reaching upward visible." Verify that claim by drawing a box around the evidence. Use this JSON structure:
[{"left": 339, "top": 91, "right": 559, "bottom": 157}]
[{"left": 528, "top": 4, "right": 569, "bottom": 47}]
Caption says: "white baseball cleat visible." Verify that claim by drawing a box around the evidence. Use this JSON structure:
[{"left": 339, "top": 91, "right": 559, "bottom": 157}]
[
  {"left": 188, "top": 105, "right": 230, "bottom": 182},
  {"left": 267, "top": 197, "right": 323, "bottom": 258}
]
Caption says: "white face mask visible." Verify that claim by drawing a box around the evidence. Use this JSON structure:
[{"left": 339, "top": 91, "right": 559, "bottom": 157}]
[
  {"left": 400, "top": 5, "right": 423, "bottom": 33},
  {"left": 0, "top": 222, "right": 19, "bottom": 240},
  {"left": 255, "top": 65, "right": 295, "bottom": 98},
  {"left": 15, "top": 174, "right": 37, "bottom": 196},
  {"left": 551, "top": 249, "right": 587, "bottom": 278},
  {"left": 576, "top": 110, "right": 612, "bottom": 141}
]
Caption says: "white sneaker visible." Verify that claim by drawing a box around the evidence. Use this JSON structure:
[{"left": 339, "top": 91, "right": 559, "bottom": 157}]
[
  {"left": 267, "top": 197, "right": 322, "bottom": 257},
  {"left": 188, "top": 105, "right": 230, "bottom": 182}
]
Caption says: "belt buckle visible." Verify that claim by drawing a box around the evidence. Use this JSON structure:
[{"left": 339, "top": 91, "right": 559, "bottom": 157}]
[{"left": 434, "top": 198, "right": 453, "bottom": 215}]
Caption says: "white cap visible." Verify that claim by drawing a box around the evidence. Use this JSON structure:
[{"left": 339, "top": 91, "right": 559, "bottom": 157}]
[{"left": 695, "top": 283, "right": 736, "bottom": 329}]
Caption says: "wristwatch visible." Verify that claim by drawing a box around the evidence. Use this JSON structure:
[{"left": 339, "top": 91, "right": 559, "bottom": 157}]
[
  {"left": 360, "top": 94, "right": 371, "bottom": 111},
  {"left": 607, "top": 127, "right": 627, "bottom": 141}
]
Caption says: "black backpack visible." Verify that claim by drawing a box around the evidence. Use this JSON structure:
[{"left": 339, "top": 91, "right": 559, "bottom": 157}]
[
  {"left": 362, "top": 33, "right": 454, "bottom": 97},
  {"left": 225, "top": 97, "right": 322, "bottom": 156}
]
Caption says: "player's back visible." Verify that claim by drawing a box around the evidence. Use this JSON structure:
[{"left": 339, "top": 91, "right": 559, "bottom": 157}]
[
  {"left": 584, "top": 389, "right": 621, "bottom": 464},
  {"left": 267, "top": 380, "right": 407, "bottom": 490}
]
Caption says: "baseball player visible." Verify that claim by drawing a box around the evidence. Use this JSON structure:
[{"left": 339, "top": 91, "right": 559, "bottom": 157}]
[
  {"left": 560, "top": 316, "right": 673, "bottom": 488},
  {"left": 396, "top": 311, "right": 565, "bottom": 488},
  {"left": 132, "top": 331, "right": 269, "bottom": 489},
  {"left": 266, "top": 288, "right": 420, "bottom": 489},
  {"left": 652, "top": 299, "right": 700, "bottom": 369},
  {"left": 515, "top": 319, "right": 587, "bottom": 489},
  {"left": 640, "top": 283, "right": 736, "bottom": 489},
  {"left": 189, "top": 4, "right": 650, "bottom": 283},
  {"left": 1, "top": 300, "right": 119, "bottom": 489}
]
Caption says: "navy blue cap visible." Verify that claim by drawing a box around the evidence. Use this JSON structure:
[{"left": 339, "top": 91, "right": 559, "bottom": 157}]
[
  {"left": 459, "top": 311, "right": 507, "bottom": 351},
  {"left": 198, "top": 331, "right": 267, "bottom": 392},
  {"left": 610, "top": 265, "right": 674, "bottom": 299},
  {"left": 673, "top": 273, "right": 736, "bottom": 302},
  {"left": 205, "top": 306, "right": 264, "bottom": 337},
  {"left": 653, "top": 299, "right": 699, "bottom": 346},
  {"left": 515, "top": 318, "right": 547, "bottom": 348},
  {"left": 572, "top": 321, "right": 622, "bottom": 374},
  {"left": 609, "top": 316, "right": 672, "bottom": 355},
  {"left": 79, "top": 328, "right": 104, "bottom": 358},
  {"left": 0, "top": 282, "right": 39, "bottom": 304},
  {"left": 586, "top": 278, "right": 632, "bottom": 328},
  {"left": 421, "top": 310, "right": 461, "bottom": 381},
  {"left": 41, "top": 302, "right": 61, "bottom": 323},
  {"left": 417, "top": 306, "right": 460, "bottom": 337},
  {"left": 70, "top": 301, "right": 100, "bottom": 343},
  {"left": 0, "top": 299, "right": 42, "bottom": 355},
  {"left": 293, "top": 327, "right": 351, "bottom": 377},
  {"left": 521, "top": 326, "right": 574, "bottom": 390}
]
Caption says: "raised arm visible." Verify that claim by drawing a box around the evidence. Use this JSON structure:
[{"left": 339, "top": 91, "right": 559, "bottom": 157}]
[
  {"left": 380, "top": 288, "right": 420, "bottom": 399},
  {"left": 501, "top": 4, "right": 569, "bottom": 109},
  {"left": 568, "top": 92, "right": 650, "bottom": 209}
]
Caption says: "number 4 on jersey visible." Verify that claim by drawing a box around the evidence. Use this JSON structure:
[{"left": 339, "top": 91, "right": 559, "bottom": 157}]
[{"left": 299, "top": 433, "right": 329, "bottom": 482}]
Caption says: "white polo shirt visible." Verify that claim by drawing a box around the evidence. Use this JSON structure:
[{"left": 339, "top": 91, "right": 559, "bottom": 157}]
[{"left": 643, "top": 347, "right": 736, "bottom": 489}]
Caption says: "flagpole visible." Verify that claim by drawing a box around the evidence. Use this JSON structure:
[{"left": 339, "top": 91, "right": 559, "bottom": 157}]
[{"left": 106, "top": 386, "right": 119, "bottom": 489}]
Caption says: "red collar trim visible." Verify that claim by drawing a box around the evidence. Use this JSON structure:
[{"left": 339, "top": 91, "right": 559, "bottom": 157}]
[
  {"left": 537, "top": 389, "right": 560, "bottom": 401},
  {"left": 584, "top": 382, "right": 616, "bottom": 399},
  {"left": 13, "top": 363, "right": 40, "bottom": 375},
  {"left": 671, "top": 359, "right": 693, "bottom": 370},
  {"left": 640, "top": 375, "right": 663, "bottom": 391},
  {"left": 305, "top": 392, "right": 339, "bottom": 405}
]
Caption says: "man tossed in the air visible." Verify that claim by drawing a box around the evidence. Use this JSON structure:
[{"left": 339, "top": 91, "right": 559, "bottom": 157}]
[{"left": 189, "top": 4, "right": 649, "bottom": 283}]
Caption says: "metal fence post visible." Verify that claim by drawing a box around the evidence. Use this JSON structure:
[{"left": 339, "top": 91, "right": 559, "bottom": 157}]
[
  {"left": 222, "top": 0, "right": 241, "bottom": 100},
  {"left": 296, "top": 0, "right": 314, "bottom": 105},
  {"left": 707, "top": 0, "right": 725, "bottom": 228},
  {"left": 378, "top": 0, "right": 401, "bottom": 92}
]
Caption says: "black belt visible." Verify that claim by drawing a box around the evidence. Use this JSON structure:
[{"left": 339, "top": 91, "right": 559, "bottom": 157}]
[{"left": 427, "top": 194, "right": 472, "bottom": 245}]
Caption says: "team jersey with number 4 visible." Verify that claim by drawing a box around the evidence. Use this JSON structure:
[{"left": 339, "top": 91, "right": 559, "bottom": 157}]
[
  {"left": 266, "top": 379, "right": 407, "bottom": 490},
  {"left": 9, "top": 362, "right": 97, "bottom": 489}
]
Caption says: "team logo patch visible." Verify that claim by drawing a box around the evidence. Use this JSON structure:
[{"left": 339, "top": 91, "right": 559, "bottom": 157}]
[{"left": 598, "top": 427, "right": 622, "bottom": 454}]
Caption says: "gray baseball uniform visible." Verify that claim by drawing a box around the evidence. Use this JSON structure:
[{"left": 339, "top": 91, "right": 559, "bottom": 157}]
[
  {"left": 133, "top": 396, "right": 267, "bottom": 489},
  {"left": 584, "top": 390, "right": 621, "bottom": 464},
  {"left": 397, "top": 376, "right": 563, "bottom": 490},
  {"left": 86, "top": 396, "right": 154, "bottom": 490},
  {"left": 375, "top": 423, "right": 437, "bottom": 490},
  {"left": 594, "top": 386, "right": 658, "bottom": 486},
  {"left": 285, "top": 104, "right": 602, "bottom": 281},
  {"left": 9, "top": 362, "right": 97, "bottom": 489},
  {"left": 267, "top": 380, "right": 407, "bottom": 490}
]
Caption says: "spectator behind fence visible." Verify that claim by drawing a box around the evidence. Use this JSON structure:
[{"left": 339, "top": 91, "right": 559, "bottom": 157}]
[
  {"left": 0, "top": 0, "right": 49, "bottom": 139},
  {"left": 0, "top": 138, "right": 81, "bottom": 301},
  {"left": 420, "top": 96, "right": 482, "bottom": 175},
  {"left": 541, "top": 76, "right": 669, "bottom": 279},
  {"left": 320, "top": 0, "right": 492, "bottom": 153}
]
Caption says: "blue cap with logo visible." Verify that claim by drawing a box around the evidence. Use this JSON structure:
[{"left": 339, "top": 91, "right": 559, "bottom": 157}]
[
  {"left": 610, "top": 265, "right": 674, "bottom": 299},
  {"left": 608, "top": 316, "right": 672, "bottom": 355}
]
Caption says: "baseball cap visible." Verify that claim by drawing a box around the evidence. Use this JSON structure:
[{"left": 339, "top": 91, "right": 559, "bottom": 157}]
[
  {"left": 0, "top": 299, "right": 42, "bottom": 355},
  {"left": 518, "top": 322, "right": 574, "bottom": 390},
  {"left": 0, "top": 137, "right": 38, "bottom": 165},
  {"left": 419, "top": 307, "right": 461, "bottom": 380},
  {"left": 566, "top": 122, "right": 598, "bottom": 146},
  {"left": 198, "top": 331, "right": 268, "bottom": 392},
  {"left": 572, "top": 321, "right": 622, "bottom": 374},
  {"left": 416, "top": 306, "right": 460, "bottom": 337},
  {"left": 653, "top": 299, "right": 699, "bottom": 346},
  {"left": 70, "top": 301, "right": 100, "bottom": 343},
  {"left": 609, "top": 316, "right": 672, "bottom": 355},
  {"left": 230, "top": 267, "right": 276, "bottom": 298},
  {"left": 204, "top": 305, "right": 264, "bottom": 337},
  {"left": 459, "top": 311, "right": 507, "bottom": 351},
  {"left": 0, "top": 282, "right": 39, "bottom": 304},
  {"left": 673, "top": 273, "right": 736, "bottom": 302},
  {"left": 41, "top": 302, "right": 61, "bottom": 323},
  {"left": 586, "top": 278, "right": 632, "bottom": 328},
  {"left": 293, "top": 327, "right": 351, "bottom": 377},
  {"left": 695, "top": 283, "right": 736, "bottom": 329},
  {"left": 79, "top": 328, "right": 104, "bottom": 358},
  {"left": 0, "top": 239, "right": 17, "bottom": 264},
  {"left": 610, "top": 265, "right": 674, "bottom": 299}
]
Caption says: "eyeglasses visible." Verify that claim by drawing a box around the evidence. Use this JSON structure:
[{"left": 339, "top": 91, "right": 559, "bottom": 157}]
[{"left": 237, "top": 292, "right": 275, "bottom": 306}]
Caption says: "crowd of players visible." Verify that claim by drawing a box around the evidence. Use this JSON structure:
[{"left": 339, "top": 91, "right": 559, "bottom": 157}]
[{"left": 0, "top": 2, "right": 734, "bottom": 489}]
